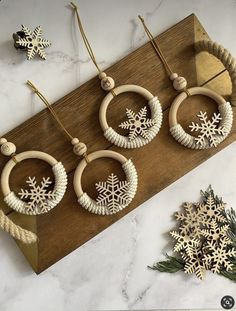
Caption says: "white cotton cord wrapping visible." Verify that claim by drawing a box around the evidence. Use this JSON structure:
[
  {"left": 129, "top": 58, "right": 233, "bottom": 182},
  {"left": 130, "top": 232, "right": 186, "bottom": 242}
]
[
  {"left": 104, "top": 97, "right": 163, "bottom": 149},
  {"left": 78, "top": 159, "right": 138, "bottom": 215},
  {"left": 0, "top": 210, "right": 37, "bottom": 244},
  {"left": 170, "top": 102, "right": 233, "bottom": 149},
  {"left": 195, "top": 40, "right": 236, "bottom": 106},
  {"left": 3, "top": 162, "right": 67, "bottom": 215}
]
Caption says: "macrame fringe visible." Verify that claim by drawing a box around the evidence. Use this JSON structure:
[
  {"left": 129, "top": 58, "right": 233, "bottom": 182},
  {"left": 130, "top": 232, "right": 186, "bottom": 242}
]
[{"left": 78, "top": 159, "right": 138, "bottom": 215}]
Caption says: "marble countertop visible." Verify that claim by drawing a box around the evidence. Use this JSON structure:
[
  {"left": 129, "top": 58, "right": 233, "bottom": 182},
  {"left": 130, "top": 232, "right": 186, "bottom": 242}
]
[{"left": 1, "top": 0, "right": 236, "bottom": 310}]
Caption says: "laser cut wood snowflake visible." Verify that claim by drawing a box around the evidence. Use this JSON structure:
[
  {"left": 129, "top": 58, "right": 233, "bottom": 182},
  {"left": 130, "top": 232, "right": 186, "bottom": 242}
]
[
  {"left": 95, "top": 173, "right": 130, "bottom": 214},
  {"left": 119, "top": 106, "right": 156, "bottom": 141},
  {"left": 175, "top": 202, "right": 211, "bottom": 239},
  {"left": 182, "top": 247, "right": 206, "bottom": 280},
  {"left": 203, "top": 237, "right": 236, "bottom": 273},
  {"left": 16, "top": 25, "right": 51, "bottom": 60},
  {"left": 197, "top": 194, "right": 227, "bottom": 224},
  {"left": 19, "top": 177, "right": 56, "bottom": 213},
  {"left": 189, "top": 111, "right": 226, "bottom": 147},
  {"left": 201, "top": 221, "right": 230, "bottom": 243},
  {"left": 170, "top": 231, "right": 200, "bottom": 258}
]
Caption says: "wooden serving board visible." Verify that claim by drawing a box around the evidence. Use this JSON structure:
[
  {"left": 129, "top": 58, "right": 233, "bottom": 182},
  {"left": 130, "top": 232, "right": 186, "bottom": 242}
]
[{"left": 1, "top": 14, "right": 235, "bottom": 273}]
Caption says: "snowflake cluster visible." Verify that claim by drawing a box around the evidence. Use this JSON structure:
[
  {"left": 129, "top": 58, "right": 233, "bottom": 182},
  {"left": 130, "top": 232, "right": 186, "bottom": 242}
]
[{"left": 170, "top": 188, "right": 236, "bottom": 280}]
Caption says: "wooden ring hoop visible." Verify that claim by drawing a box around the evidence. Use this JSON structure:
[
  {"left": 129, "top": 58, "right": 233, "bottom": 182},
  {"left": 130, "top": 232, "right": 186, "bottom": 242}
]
[
  {"left": 99, "top": 84, "right": 163, "bottom": 149},
  {"left": 169, "top": 86, "right": 227, "bottom": 127},
  {"left": 74, "top": 150, "right": 127, "bottom": 196},
  {"left": 73, "top": 150, "right": 138, "bottom": 215},
  {"left": 1, "top": 151, "right": 67, "bottom": 215}
]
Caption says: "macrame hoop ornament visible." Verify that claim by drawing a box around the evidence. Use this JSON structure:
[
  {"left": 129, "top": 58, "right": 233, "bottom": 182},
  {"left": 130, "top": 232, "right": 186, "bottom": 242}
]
[
  {"left": 169, "top": 87, "right": 233, "bottom": 149},
  {"left": 74, "top": 150, "right": 138, "bottom": 215},
  {"left": 70, "top": 3, "right": 163, "bottom": 149},
  {"left": 138, "top": 16, "right": 235, "bottom": 150},
  {"left": 100, "top": 84, "right": 162, "bottom": 149},
  {"left": 1, "top": 151, "right": 67, "bottom": 215},
  {"left": 169, "top": 40, "right": 236, "bottom": 149}
]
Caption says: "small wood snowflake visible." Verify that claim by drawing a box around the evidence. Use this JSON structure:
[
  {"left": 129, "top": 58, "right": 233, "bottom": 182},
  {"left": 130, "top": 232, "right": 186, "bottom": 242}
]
[
  {"left": 19, "top": 177, "right": 57, "bottom": 213},
  {"left": 119, "top": 106, "right": 156, "bottom": 141},
  {"left": 203, "top": 237, "right": 236, "bottom": 273},
  {"left": 201, "top": 221, "right": 230, "bottom": 244},
  {"left": 175, "top": 202, "right": 211, "bottom": 239},
  {"left": 170, "top": 231, "right": 200, "bottom": 258},
  {"left": 189, "top": 111, "right": 226, "bottom": 147},
  {"left": 95, "top": 173, "right": 130, "bottom": 214},
  {"left": 197, "top": 194, "right": 227, "bottom": 224},
  {"left": 16, "top": 25, "right": 51, "bottom": 60},
  {"left": 182, "top": 247, "right": 206, "bottom": 280}
]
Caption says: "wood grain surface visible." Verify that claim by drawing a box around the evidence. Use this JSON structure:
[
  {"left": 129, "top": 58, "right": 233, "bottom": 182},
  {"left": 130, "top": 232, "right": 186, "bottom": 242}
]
[{"left": 1, "top": 14, "right": 235, "bottom": 273}]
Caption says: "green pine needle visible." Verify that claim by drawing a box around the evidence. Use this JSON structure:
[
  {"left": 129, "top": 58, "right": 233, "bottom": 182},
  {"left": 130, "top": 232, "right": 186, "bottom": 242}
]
[{"left": 149, "top": 254, "right": 184, "bottom": 273}]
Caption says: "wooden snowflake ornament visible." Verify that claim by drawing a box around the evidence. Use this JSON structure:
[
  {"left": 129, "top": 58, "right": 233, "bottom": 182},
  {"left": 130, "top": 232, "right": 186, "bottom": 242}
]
[
  {"left": 0, "top": 139, "right": 67, "bottom": 216},
  {"left": 182, "top": 247, "right": 206, "bottom": 280},
  {"left": 96, "top": 173, "right": 131, "bottom": 214},
  {"left": 170, "top": 231, "right": 200, "bottom": 258},
  {"left": 13, "top": 25, "right": 51, "bottom": 60},
  {"left": 100, "top": 85, "right": 163, "bottom": 149},
  {"left": 203, "top": 237, "right": 236, "bottom": 273},
  {"left": 19, "top": 177, "right": 57, "bottom": 214},
  {"left": 73, "top": 150, "right": 138, "bottom": 215},
  {"left": 169, "top": 88, "right": 233, "bottom": 150},
  {"left": 189, "top": 111, "right": 227, "bottom": 147},
  {"left": 119, "top": 106, "right": 156, "bottom": 141}
]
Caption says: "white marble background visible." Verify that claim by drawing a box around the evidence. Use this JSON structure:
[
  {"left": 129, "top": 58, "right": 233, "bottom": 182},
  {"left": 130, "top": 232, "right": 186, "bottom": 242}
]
[{"left": 0, "top": 0, "right": 236, "bottom": 310}]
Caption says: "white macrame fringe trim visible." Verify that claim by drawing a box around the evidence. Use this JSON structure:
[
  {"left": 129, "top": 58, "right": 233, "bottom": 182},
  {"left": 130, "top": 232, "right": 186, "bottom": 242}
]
[
  {"left": 104, "top": 97, "right": 162, "bottom": 149},
  {"left": 78, "top": 159, "right": 138, "bottom": 215},
  {"left": 4, "top": 162, "right": 67, "bottom": 215},
  {"left": 170, "top": 102, "right": 233, "bottom": 149}
]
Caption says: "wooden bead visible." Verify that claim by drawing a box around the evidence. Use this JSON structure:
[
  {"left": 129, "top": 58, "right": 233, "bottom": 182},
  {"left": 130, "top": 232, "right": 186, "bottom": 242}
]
[
  {"left": 0, "top": 138, "right": 7, "bottom": 145},
  {"left": 170, "top": 72, "right": 178, "bottom": 81},
  {"left": 1, "top": 142, "right": 16, "bottom": 156},
  {"left": 173, "top": 76, "right": 187, "bottom": 91},
  {"left": 71, "top": 138, "right": 79, "bottom": 145},
  {"left": 99, "top": 72, "right": 107, "bottom": 79},
  {"left": 73, "top": 142, "right": 87, "bottom": 156},
  {"left": 101, "top": 77, "right": 115, "bottom": 91}
]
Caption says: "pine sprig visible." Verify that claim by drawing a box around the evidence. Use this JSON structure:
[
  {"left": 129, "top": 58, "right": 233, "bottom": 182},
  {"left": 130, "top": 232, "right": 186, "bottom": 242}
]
[
  {"left": 225, "top": 208, "right": 236, "bottom": 246},
  {"left": 149, "top": 254, "right": 184, "bottom": 273}
]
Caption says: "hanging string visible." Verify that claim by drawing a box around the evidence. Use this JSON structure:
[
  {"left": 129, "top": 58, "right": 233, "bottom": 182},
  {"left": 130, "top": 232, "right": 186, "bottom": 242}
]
[
  {"left": 70, "top": 2, "right": 102, "bottom": 74},
  {"left": 138, "top": 15, "right": 173, "bottom": 76},
  {"left": 26, "top": 81, "right": 74, "bottom": 141}
]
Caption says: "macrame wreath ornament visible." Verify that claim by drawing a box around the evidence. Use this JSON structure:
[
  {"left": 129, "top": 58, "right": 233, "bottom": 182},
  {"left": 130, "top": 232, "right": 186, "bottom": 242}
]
[
  {"left": 150, "top": 187, "right": 236, "bottom": 282},
  {"left": 1, "top": 147, "right": 67, "bottom": 216},
  {"left": 0, "top": 137, "right": 67, "bottom": 243},
  {"left": 139, "top": 16, "right": 235, "bottom": 150},
  {"left": 74, "top": 150, "right": 138, "bottom": 215},
  {"left": 71, "top": 3, "right": 163, "bottom": 149}
]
